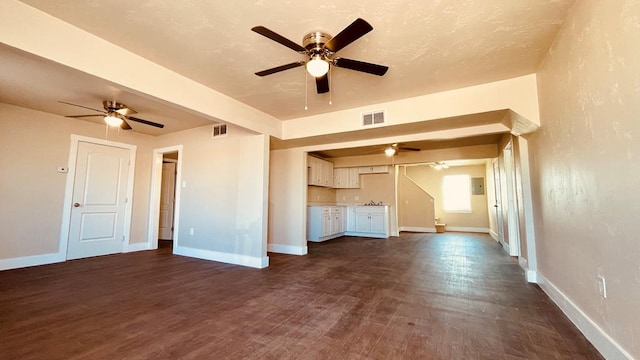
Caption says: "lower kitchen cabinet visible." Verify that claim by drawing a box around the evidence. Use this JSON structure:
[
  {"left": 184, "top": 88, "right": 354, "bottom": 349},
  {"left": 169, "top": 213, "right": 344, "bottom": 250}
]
[
  {"left": 309, "top": 205, "right": 389, "bottom": 241},
  {"left": 346, "top": 206, "right": 389, "bottom": 238},
  {"left": 308, "top": 206, "right": 345, "bottom": 242}
]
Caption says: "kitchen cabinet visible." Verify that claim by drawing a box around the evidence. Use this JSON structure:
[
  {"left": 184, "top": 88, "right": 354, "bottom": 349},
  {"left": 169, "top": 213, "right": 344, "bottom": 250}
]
[
  {"left": 345, "top": 206, "right": 389, "bottom": 238},
  {"left": 346, "top": 206, "right": 357, "bottom": 232},
  {"left": 330, "top": 207, "right": 344, "bottom": 234},
  {"left": 349, "top": 168, "right": 360, "bottom": 187},
  {"left": 358, "top": 165, "right": 389, "bottom": 174},
  {"left": 308, "top": 206, "right": 345, "bottom": 242},
  {"left": 307, "top": 156, "right": 334, "bottom": 187},
  {"left": 333, "top": 167, "right": 361, "bottom": 189}
]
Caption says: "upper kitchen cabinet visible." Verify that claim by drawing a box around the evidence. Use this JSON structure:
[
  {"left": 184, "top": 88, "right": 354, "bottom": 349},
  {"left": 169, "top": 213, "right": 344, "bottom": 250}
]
[
  {"left": 307, "top": 155, "right": 334, "bottom": 187},
  {"left": 333, "top": 167, "right": 361, "bottom": 189},
  {"left": 358, "top": 165, "right": 389, "bottom": 174}
]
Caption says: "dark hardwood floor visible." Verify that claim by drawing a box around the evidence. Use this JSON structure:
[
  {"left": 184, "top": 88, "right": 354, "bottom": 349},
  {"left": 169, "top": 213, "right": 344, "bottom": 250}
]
[{"left": 0, "top": 233, "right": 602, "bottom": 359}]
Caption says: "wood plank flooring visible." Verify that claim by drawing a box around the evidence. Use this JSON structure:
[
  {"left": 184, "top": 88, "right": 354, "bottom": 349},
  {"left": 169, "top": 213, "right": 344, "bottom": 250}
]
[{"left": 0, "top": 233, "right": 602, "bottom": 359}]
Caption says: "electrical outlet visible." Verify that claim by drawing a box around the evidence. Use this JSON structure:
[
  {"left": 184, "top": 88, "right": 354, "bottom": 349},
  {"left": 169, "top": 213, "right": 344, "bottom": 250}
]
[
  {"left": 597, "top": 275, "right": 607, "bottom": 298},
  {"left": 189, "top": 227, "right": 194, "bottom": 236}
]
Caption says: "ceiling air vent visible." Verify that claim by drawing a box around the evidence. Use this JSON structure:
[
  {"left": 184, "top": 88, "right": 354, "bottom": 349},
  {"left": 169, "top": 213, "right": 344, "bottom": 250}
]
[
  {"left": 361, "top": 110, "right": 385, "bottom": 127},
  {"left": 212, "top": 124, "right": 228, "bottom": 138}
]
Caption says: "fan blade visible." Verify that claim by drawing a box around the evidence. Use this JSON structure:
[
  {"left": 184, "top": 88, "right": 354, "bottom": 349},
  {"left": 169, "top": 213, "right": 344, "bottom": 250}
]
[
  {"left": 255, "top": 61, "right": 305, "bottom": 77},
  {"left": 315, "top": 74, "right": 329, "bottom": 94},
  {"left": 324, "top": 18, "right": 373, "bottom": 53},
  {"left": 65, "top": 114, "right": 104, "bottom": 118},
  {"left": 251, "top": 26, "right": 306, "bottom": 53},
  {"left": 399, "top": 147, "right": 420, "bottom": 152},
  {"left": 334, "top": 58, "right": 388, "bottom": 76},
  {"left": 58, "top": 101, "right": 105, "bottom": 114},
  {"left": 121, "top": 118, "right": 133, "bottom": 130},
  {"left": 125, "top": 116, "right": 165, "bottom": 128}
]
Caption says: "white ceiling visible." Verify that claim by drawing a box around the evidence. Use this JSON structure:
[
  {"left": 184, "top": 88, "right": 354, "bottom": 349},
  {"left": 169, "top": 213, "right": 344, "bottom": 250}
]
[{"left": 12, "top": 0, "right": 575, "bottom": 124}]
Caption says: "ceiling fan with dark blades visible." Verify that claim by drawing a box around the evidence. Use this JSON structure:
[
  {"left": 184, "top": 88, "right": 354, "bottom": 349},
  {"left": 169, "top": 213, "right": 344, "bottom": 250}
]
[
  {"left": 251, "top": 18, "right": 388, "bottom": 94},
  {"left": 59, "top": 100, "right": 164, "bottom": 130},
  {"left": 383, "top": 143, "right": 420, "bottom": 156}
]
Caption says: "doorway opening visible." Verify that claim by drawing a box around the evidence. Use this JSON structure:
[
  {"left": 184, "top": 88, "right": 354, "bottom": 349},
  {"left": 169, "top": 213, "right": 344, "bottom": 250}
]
[
  {"left": 158, "top": 152, "right": 178, "bottom": 250},
  {"left": 147, "top": 145, "right": 183, "bottom": 252}
]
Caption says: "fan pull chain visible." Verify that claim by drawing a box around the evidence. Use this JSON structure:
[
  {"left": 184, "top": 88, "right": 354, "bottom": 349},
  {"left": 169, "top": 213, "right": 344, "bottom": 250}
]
[{"left": 304, "top": 71, "right": 308, "bottom": 111}]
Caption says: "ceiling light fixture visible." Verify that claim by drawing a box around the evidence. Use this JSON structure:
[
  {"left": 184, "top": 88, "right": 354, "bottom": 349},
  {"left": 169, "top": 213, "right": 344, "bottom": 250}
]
[
  {"left": 306, "top": 55, "right": 329, "bottom": 77},
  {"left": 430, "top": 162, "right": 449, "bottom": 170},
  {"left": 104, "top": 113, "right": 123, "bottom": 127},
  {"left": 384, "top": 147, "right": 396, "bottom": 157}
]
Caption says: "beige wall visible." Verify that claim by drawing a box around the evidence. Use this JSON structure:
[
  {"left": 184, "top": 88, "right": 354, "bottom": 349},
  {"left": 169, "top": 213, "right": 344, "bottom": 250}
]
[
  {"left": 336, "top": 172, "right": 395, "bottom": 205},
  {"left": 0, "top": 103, "right": 154, "bottom": 259},
  {"left": 1, "top": 103, "right": 270, "bottom": 267},
  {"left": 156, "top": 125, "right": 269, "bottom": 260},
  {"left": 405, "top": 164, "right": 490, "bottom": 230},
  {"left": 336, "top": 171, "right": 398, "bottom": 235},
  {"left": 533, "top": 0, "right": 640, "bottom": 357},
  {"left": 307, "top": 186, "right": 336, "bottom": 204},
  {"left": 268, "top": 148, "right": 307, "bottom": 251},
  {"left": 397, "top": 167, "right": 436, "bottom": 230}
]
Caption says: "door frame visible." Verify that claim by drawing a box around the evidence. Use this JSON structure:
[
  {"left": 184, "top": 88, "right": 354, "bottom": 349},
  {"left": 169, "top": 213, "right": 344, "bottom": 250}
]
[
  {"left": 58, "top": 135, "right": 137, "bottom": 258},
  {"left": 147, "top": 145, "right": 183, "bottom": 251},
  {"left": 492, "top": 158, "right": 506, "bottom": 247},
  {"left": 503, "top": 140, "right": 521, "bottom": 257}
]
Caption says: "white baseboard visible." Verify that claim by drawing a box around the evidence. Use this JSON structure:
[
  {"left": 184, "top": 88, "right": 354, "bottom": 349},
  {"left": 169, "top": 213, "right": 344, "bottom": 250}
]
[
  {"left": 518, "top": 257, "right": 538, "bottom": 283},
  {"left": 399, "top": 226, "right": 436, "bottom": 233},
  {"left": 499, "top": 240, "right": 510, "bottom": 254},
  {"left": 0, "top": 252, "right": 65, "bottom": 271},
  {"left": 267, "top": 244, "right": 308, "bottom": 255},
  {"left": 537, "top": 273, "right": 633, "bottom": 360},
  {"left": 123, "top": 242, "right": 151, "bottom": 253},
  {"left": 445, "top": 226, "right": 490, "bottom": 233},
  {"left": 489, "top": 230, "right": 499, "bottom": 241},
  {"left": 343, "top": 231, "right": 389, "bottom": 239},
  {"left": 173, "top": 245, "right": 269, "bottom": 269},
  {"left": 518, "top": 256, "right": 528, "bottom": 271}
]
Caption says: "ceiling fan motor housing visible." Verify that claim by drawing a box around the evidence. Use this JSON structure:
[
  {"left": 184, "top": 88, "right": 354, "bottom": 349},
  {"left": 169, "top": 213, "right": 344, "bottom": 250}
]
[{"left": 303, "top": 32, "right": 333, "bottom": 58}]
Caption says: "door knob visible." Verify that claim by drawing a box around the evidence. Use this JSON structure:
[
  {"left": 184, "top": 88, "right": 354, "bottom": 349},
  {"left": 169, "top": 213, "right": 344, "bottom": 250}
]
[{"left": 73, "top": 203, "right": 81, "bottom": 207}]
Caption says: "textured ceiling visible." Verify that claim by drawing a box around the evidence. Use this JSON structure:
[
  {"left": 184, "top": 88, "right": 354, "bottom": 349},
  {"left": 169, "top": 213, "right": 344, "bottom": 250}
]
[{"left": 18, "top": 0, "right": 575, "bottom": 121}]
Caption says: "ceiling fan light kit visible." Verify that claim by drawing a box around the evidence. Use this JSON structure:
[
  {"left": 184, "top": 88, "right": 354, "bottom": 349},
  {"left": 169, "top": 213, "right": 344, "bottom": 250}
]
[
  {"left": 384, "top": 147, "right": 396, "bottom": 157},
  {"left": 104, "top": 114, "right": 123, "bottom": 127},
  {"left": 252, "top": 18, "right": 388, "bottom": 95},
  {"left": 306, "top": 55, "right": 329, "bottom": 77},
  {"left": 430, "top": 162, "right": 450, "bottom": 170}
]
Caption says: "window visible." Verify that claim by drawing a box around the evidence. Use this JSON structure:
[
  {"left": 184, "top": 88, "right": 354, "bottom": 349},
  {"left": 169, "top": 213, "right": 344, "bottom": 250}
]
[{"left": 443, "top": 175, "right": 471, "bottom": 213}]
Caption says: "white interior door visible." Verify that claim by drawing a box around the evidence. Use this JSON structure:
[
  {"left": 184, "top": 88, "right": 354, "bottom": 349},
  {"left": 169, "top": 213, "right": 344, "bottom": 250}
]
[
  {"left": 67, "top": 141, "right": 130, "bottom": 260},
  {"left": 492, "top": 159, "right": 505, "bottom": 247},
  {"left": 159, "top": 162, "right": 176, "bottom": 240}
]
